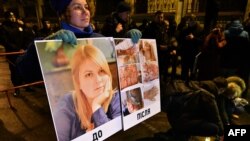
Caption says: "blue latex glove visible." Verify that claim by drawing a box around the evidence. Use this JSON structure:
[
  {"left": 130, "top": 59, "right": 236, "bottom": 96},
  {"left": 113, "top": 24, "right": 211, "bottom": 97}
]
[
  {"left": 45, "top": 29, "right": 77, "bottom": 46},
  {"left": 126, "top": 29, "right": 142, "bottom": 44}
]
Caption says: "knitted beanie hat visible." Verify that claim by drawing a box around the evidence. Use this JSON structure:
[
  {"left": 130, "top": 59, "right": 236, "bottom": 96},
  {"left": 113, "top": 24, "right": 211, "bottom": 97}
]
[{"left": 50, "top": 0, "right": 72, "bottom": 15}]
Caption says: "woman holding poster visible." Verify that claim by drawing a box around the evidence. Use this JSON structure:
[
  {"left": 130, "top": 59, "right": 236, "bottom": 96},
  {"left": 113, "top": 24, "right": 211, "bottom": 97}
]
[
  {"left": 17, "top": 0, "right": 141, "bottom": 84},
  {"left": 53, "top": 45, "right": 121, "bottom": 141}
]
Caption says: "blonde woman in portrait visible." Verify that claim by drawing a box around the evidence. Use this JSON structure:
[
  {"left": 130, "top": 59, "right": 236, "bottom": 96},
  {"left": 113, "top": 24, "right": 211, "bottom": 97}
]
[
  {"left": 140, "top": 41, "right": 157, "bottom": 62},
  {"left": 53, "top": 45, "right": 121, "bottom": 141}
]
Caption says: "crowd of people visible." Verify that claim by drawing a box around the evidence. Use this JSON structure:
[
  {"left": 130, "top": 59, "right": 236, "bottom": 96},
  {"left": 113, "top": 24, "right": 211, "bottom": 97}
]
[{"left": 0, "top": 0, "right": 250, "bottom": 140}]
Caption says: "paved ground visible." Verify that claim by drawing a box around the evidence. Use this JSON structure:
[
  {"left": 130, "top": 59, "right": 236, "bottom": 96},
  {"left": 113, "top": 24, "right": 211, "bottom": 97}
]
[{"left": 0, "top": 86, "right": 56, "bottom": 141}]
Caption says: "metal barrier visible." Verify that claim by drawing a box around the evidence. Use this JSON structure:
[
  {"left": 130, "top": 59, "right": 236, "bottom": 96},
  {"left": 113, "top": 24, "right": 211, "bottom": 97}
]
[
  {"left": 0, "top": 51, "right": 25, "bottom": 56},
  {"left": 0, "top": 81, "right": 44, "bottom": 108},
  {"left": 0, "top": 50, "right": 44, "bottom": 108}
]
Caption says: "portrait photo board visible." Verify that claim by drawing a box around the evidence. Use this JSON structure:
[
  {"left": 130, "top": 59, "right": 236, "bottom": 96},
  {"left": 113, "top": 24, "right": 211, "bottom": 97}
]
[
  {"left": 35, "top": 37, "right": 161, "bottom": 140},
  {"left": 35, "top": 38, "right": 122, "bottom": 141}
]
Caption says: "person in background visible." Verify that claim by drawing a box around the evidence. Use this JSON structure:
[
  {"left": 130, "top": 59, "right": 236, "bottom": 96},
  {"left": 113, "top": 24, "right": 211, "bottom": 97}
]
[
  {"left": 167, "top": 15, "right": 177, "bottom": 38},
  {"left": 143, "top": 11, "right": 169, "bottom": 82},
  {"left": 167, "top": 37, "right": 179, "bottom": 80},
  {"left": 197, "top": 25, "right": 227, "bottom": 80},
  {"left": 0, "top": 11, "right": 29, "bottom": 96},
  {"left": 216, "top": 76, "right": 248, "bottom": 125},
  {"left": 54, "top": 45, "right": 121, "bottom": 141},
  {"left": 128, "top": 19, "right": 138, "bottom": 30},
  {"left": 16, "top": 0, "right": 141, "bottom": 84},
  {"left": 161, "top": 77, "right": 226, "bottom": 141},
  {"left": 161, "top": 76, "right": 247, "bottom": 141},
  {"left": 221, "top": 19, "right": 250, "bottom": 98},
  {"left": 178, "top": 15, "right": 203, "bottom": 81},
  {"left": 36, "top": 18, "right": 54, "bottom": 37},
  {"left": 138, "top": 19, "right": 150, "bottom": 33},
  {"left": 101, "top": 1, "right": 141, "bottom": 43}
]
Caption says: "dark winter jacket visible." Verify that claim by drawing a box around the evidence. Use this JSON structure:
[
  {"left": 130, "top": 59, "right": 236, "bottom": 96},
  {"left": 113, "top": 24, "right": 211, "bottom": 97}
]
[
  {"left": 224, "top": 20, "right": 249, "bottom": 38},
  {"left": 198, "top": 80, "right": 231, "bottom": 125},
  {"left": 222, "top": 20, "right": 250, "bottom": 68},
  {"left": 101, "top": 12, "right": 128, "bottom": 38},
  {"left": 0, "top": 21, "right": 31, "bottom": 62},
  {"left": 143, "top": 21, "right": 168, "bottom": 48},
  {"left": 162, "top": 79, "right": 227, "bottom": 135}
]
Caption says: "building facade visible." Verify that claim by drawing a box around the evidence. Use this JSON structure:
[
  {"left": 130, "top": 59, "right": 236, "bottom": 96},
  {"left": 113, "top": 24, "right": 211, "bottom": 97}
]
[{"left": 0, "top": 0, "right": 249, "bottom": 26}]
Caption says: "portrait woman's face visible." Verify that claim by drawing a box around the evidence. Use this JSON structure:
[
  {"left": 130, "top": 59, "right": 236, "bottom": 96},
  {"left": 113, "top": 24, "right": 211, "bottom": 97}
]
[
  {"left": 67, "top": 0, "right": 90, "bottom": 29},
  {"left": 79, "top": 59, "right": 109, "bottom": 100}
]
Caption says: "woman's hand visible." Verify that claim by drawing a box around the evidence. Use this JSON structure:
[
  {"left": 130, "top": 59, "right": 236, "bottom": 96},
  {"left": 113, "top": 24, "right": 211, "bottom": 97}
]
[{"left": 92, "top": 76, "right": 111, "bottom": 112}]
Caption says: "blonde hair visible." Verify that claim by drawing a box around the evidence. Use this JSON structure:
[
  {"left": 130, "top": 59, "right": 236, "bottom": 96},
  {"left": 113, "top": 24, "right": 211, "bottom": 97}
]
[
  {"left": 71, "top": 44, "right": 113, "bottom": 131},
  {"left": 226, "top": 76, "right": 246, "bottom": 92},
  {"left": 226, "top": 76, "right": 246, "bottom": 98},
  {"left": 227, "top": 82, "right": 242, "bottom": 98}
]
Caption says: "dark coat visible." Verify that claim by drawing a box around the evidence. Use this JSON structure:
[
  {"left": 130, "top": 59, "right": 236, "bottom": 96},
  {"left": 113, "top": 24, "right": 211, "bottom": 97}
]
[
  {"left": 162, "top": 79, "right": 227, "bottom": 136},
  {"left": 0, "top": 21, "right": 29, "bottom": 62},
  {"left": 198, "top": 34, "right": 223, "bottom": 80},
  {"left": 101, "top": 12, "right": 128, "bottom": 38},
  {"left": 143, "top": 21, "right": 168, "bottom": 49},
  {"left": 222, "top": 20, "right": 250, "bottom": 69}
]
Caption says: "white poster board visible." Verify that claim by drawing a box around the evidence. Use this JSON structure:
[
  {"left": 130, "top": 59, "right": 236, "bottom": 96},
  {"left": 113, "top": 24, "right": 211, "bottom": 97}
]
[
  {"left": 114, "top": 39, "right": 161, "bottom": 130},
  {"left": 35, "top": 37, "right": 161, "bottom": 140},
  {"left": 35, "top": 38, "right": 122, "bottom": 141}
]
